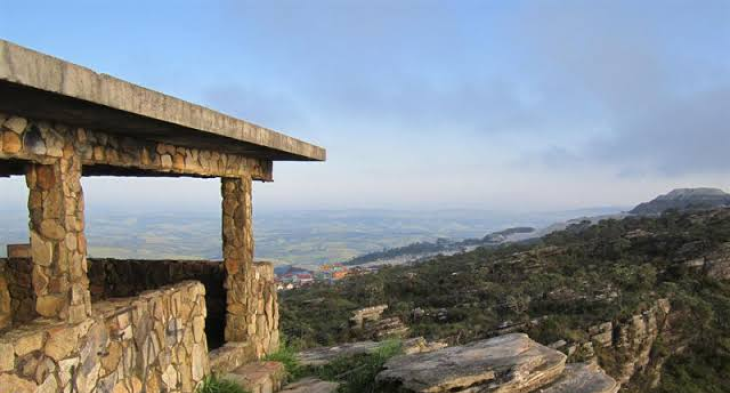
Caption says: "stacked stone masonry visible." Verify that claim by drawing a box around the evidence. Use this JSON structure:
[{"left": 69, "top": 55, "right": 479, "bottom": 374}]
[
  {"left": 209, "top": 262, "right": 280, "bottom": 374},
  {"left": 0, "top": 113, "right": 272, "bottom": 180},
  {"left": 0, "top": 281, "right": 209, "bottom": 393},
  {"left": 87, "top": 259, "right": 227, "bottom": 350},
  {"left": 0, "top": 112, "right": 272, "bottom": 324},
  {"left": 0, "top": 109, "right": 282, "bottom": 391},
  {"left": 1, "top": 257, "right": 281, "bottom": 391},
  {"left": 27, "top": 157, "right": 92, "bottom": 323},
  {"left": 222, "top": 176, "right": 254, "bottom": 343},
  {"left": 86, "top": 258, "right": 279, "bottom": 358},
  {"left": 249, "top": 262, "right": 280, "bottom": 359}
]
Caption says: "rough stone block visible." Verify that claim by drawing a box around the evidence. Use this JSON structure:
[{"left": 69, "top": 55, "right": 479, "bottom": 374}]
[
  {"left": 45, "top": 326, "right": 78, "bottom": 361},
  {"left": 2, "top": 131, "right": 21, "bottom": 153},
  {"left": 31, "top": 232, "right": 53, "bottom": 267},
  {"left": 0, "top": 341, "right": 15, "bottom": 371},
  {"left": 36, "top": 295, "right": 64, "bottom": 317},
  {"left": 14, "top": 331, "right": 45, "bottom": 357},
  {"left": 0, "top": 373, "right": 38, "bottom": 393},
  {"left": 4, "top": 116, "right": 28, "bottom": 134}
]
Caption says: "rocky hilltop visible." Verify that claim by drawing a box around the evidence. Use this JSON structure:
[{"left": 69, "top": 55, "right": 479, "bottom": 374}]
[{"left": 630, "top": 187, "right": 730, "bottom": 215}]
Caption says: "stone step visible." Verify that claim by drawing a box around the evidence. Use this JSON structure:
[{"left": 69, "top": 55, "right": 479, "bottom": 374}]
[
  {"left": 224, "top": 361, "right": 286, "bottom": 393},
  {"left": 280, "top": 378, "right": 340, "bottom": 393},
  {"left": 535, "top": 362, "right": 619, "bottom": 393},
  {"left": 209, "top": 342, "right": 258, "bottom": 374},
  {"left": 375, "top": 333, "right": 567, "bottom": 393}
]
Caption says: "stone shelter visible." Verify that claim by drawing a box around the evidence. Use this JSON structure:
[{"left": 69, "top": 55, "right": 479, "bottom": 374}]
[{"left": 0, "top": 40, "right": 325, "bottom": 392}]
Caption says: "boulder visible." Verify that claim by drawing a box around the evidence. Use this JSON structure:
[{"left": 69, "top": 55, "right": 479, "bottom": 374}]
[{"left": 375, "top": 333, "right": 566, "bottom": 393}]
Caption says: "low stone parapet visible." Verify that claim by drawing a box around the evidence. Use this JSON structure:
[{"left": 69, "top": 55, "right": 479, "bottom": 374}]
[{"left": 0, "top": 280, "right": 209, "bottom": 393}]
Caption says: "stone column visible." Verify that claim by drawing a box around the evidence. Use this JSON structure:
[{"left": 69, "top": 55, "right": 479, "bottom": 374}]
[
  {"left": 221, "top": 174, "right": 254, "bottom": 342},
  {"left": 26, "top": 156, "right": 91, "bottom": 323}
]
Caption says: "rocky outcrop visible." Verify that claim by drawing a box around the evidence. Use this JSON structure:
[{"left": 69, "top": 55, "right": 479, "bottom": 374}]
[
  {"left": 375, "top": 333, "right": 568, "bottom": 393},
  {"left": 537, "top": 362, "right": 619, "bottom": 393},
  {"left": 350, "top": 305, "right": 409, "bottom": 340},
  {"left": 565, "top": 299, "right": 672, "bottom": 389},
  {"left": 702, "top": 243, "right": 730, "bottom": 280}
]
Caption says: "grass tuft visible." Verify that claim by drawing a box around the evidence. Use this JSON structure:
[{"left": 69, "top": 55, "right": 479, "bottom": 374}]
[
  {"left": 264, "top": 341, "right": 305, "bottom": 381},
  {"left": 310, "top": 339, "right": 403, "bottom": 393},
  {"left": 196, "top": 375, "right": 250, "bottom": 393}
]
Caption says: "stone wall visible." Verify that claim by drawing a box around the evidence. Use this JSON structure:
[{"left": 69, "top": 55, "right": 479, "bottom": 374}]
[
  {"left": 85, "top": 258, "right": 279, "bottom": 357},
  {"left": 0, "top": 258, "right": 37, "bottom": 330},
  {"left": 0, "top": 281, "right": 209, "bottom": 393},
  {"left": 88, "top": 258, "right": 227, "bottom": 350}
]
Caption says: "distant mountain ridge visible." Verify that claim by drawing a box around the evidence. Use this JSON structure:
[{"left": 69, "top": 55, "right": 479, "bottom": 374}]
[
  {"left": 343, "top": 226, "right": 537, "bottom": 267},
  {"left": 300, "top": 189, "right": 730, "bottom": 269},
  {"left": 630, "top": 188, "right": 730, "bottom": 216}
]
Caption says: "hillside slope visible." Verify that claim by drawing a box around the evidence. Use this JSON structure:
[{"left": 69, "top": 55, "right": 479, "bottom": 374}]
[{"left": 280, "top": 208, "right": 730, "bottom": 392}]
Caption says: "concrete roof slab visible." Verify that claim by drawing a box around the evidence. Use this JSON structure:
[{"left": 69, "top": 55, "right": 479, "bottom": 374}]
[{"left": 0, "top": 40, "right": 325, "bottom": 161}]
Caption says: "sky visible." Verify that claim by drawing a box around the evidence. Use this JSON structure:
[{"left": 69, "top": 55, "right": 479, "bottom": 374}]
[{"left": 1, "top": 0, "right": 729, "bottom": 212}]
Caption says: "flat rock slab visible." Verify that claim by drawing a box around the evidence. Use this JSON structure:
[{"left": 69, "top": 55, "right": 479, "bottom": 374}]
[
  {"left": 225, "top": 361, "right": 285, "bottom": 393},
  {"left": 536, "top": 363, "right": 619, "bottom": 393},
  {"left": 297, "top": 340, "right": 383, "bottom": 366},
  {"left": 280, "top": 378, "right": 340, "bottom": 393},
  {"left": 297, "top": 337, "right": 445, "bottom": 367},
  {"left": 376, "top": 333, "right": 567, "bottom": 393}
]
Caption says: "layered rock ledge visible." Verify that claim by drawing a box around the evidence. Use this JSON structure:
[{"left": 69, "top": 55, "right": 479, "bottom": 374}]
[
  {"left": 537, "top": 362, "right": 619, "bottom": 393},
  {"left": 375, "top": 333, "right": 567, "bottom": 393}
]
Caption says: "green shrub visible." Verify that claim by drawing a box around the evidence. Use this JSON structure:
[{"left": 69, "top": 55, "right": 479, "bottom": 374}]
[{"left": 309, "top": 339, "right": 403, "bottom": 393}]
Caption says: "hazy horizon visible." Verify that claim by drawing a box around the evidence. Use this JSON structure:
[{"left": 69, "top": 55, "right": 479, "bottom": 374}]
[{"left": 1, "top": 1, "right": 729, "bottom": 212}]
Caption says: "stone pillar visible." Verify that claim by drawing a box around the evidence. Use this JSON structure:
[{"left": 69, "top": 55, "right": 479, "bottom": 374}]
[
  {"left": 26, "top": 156, "right": 91, "bottom": 323},
  {"left": 221, "top": 175, "right": 254, "bottom": 342}
]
